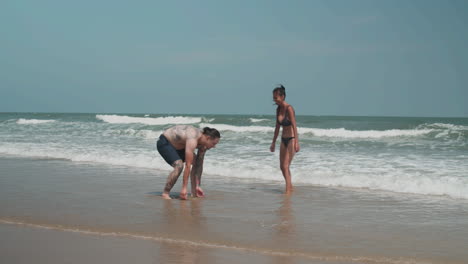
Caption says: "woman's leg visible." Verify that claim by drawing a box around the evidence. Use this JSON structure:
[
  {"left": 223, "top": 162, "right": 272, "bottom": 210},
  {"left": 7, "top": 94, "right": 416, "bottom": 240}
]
[{"left": 279, "top": 140, "right": 295, "bottom": 194}]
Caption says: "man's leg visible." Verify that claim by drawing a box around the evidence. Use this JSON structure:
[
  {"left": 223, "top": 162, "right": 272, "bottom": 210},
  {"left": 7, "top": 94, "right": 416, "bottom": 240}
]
[{"left": 162, "top": 160, "right": 184, "bottom": 199}]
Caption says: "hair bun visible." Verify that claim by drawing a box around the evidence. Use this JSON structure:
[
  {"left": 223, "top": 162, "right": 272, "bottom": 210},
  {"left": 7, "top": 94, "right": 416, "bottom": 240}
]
[
  {"left": 273, "top": 85, "right": 287, "bottom": 98},
  {"left": 202, "top": 127, "right": 221, "bottom": 139}
]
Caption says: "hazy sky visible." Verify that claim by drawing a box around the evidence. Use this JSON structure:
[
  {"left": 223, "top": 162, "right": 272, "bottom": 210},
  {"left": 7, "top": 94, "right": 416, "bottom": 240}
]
[{"left": 1, "top": 0, "right": 467, "bottom": 117}]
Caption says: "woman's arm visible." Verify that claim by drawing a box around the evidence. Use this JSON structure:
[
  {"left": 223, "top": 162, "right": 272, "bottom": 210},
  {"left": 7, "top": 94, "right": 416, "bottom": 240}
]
[
  {"left": 270, "top": 108, "right": 281, "bottom": 152},
  {"left": 289, "top": 106, "right": 300, "bottom": 152}
]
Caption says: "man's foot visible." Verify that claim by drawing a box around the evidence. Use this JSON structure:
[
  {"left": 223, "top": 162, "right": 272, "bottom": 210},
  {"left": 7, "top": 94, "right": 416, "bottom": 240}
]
[{"left": 161, "top": 193, "right": 172, "bottom": 200}]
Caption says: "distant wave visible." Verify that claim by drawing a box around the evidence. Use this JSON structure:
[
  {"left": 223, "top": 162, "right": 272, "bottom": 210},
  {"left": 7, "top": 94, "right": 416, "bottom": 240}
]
[
  {"left": 201, "top": 123, "right": 433, "bottom": 138},
  {"left": 419, "top": 123, "right": 468, "bottom": 131},
  {"left": 16, "top": 119, "right": 56, "bottom": 125},
  {"left": 199, "top": 123, "right": 273, "bottom": 133},
  {"left": 299, "top": 127, "right": 433, "bottom": 139},
  {"left": 250, "top": 118, "right": 269, "bottom": 123},
  {"left": 96, "top": 115, "right": 201, "bottom": 125}
]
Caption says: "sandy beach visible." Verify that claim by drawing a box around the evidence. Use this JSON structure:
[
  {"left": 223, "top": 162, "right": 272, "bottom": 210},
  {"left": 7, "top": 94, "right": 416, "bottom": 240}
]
[{"left": 1, "top": 156, "right": 467, "bottom": 264}]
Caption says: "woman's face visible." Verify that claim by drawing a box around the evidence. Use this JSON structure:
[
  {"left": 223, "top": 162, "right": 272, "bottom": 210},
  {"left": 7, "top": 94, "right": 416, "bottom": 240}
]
[{"left": 273, "top": 92, "right": 284, "bottom": 105}]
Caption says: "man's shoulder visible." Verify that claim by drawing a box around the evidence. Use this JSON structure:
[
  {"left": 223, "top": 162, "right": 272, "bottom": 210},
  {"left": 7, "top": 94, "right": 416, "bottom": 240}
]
[
  {"left": 168, "top": 125, "right": 197, "bottom": 133},
  {"left": 183, "top": 126, "right": 200, "bottom": 138}
]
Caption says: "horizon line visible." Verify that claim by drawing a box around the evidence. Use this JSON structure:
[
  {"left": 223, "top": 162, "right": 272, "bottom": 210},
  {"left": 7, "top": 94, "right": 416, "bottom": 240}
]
[{"left": 1, "top": 111, "right": 467, "bottom": 119}]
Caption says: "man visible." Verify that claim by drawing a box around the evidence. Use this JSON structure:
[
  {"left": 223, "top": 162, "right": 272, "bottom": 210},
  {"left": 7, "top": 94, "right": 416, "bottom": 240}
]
[{"left": 156, "top": 125, "right": 221, "bottom": 200}]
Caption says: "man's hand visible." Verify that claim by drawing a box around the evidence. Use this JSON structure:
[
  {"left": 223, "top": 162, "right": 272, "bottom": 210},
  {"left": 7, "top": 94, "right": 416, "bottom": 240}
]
[
  {"left": 180, "top": 188, "right": 188, "bottom": 200},
  {"left": 196, "top": 186, "right": 205, "bottom": 197}
]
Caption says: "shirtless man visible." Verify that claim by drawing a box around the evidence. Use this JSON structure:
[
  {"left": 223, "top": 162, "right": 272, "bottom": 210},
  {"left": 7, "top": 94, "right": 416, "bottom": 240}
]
[{"left": 156, "top": 125, "right": 221, "bottom": 200}]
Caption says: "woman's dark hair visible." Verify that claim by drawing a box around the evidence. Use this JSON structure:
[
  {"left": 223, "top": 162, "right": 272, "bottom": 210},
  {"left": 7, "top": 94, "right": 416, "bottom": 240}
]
[
  {"left": 273, "top": 84, "right": 286, "bottom": 98},
  {"left": 202, "top": 127, "right": 221, "bottom": 139}
]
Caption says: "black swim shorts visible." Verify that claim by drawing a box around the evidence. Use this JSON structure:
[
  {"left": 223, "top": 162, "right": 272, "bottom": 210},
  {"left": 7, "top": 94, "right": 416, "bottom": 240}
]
[{"left": 156, "top": 134, "right": 186, "bottom": 165}]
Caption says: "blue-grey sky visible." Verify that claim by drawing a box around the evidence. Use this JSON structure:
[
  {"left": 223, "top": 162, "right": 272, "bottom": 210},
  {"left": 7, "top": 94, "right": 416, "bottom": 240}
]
[{"left": 1, "top": 0, "right": 467, "bottom": 117}]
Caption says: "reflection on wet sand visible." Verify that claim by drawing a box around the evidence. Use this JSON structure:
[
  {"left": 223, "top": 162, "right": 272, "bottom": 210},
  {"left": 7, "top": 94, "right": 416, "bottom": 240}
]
[
  {"left": 157, "top": 199, "right": 210, "bottom": 264},
  {"left": 272, "top": 195, "right": 296, "bottom": 264},
  {"left": 277, "top": 196, "right": 295, "bottom": 236}
]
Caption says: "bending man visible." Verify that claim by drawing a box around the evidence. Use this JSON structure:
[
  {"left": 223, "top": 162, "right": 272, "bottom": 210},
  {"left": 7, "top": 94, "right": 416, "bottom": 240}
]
[{"left": 156, "top": 125, "right": 221, "bottom": 200}]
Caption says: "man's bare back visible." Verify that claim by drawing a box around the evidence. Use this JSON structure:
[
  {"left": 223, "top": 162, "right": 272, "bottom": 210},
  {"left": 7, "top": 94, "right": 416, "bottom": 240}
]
[{"left": 162, "top": 125, "right": 201, "bottom": 150}]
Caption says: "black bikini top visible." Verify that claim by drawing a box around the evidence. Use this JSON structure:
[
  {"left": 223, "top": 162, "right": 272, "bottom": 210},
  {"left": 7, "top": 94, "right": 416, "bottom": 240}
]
[{"left": 277, "top": 106, "right": 292, "bottom": 126}]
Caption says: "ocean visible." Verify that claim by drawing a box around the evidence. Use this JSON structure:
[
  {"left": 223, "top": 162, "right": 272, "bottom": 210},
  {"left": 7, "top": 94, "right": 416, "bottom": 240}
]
[
  {"left": 2, "top": 112, "right": 468, "bottom": 264},
  {"left": 1, "top": 112, "right": 467, "bottom": 199}
]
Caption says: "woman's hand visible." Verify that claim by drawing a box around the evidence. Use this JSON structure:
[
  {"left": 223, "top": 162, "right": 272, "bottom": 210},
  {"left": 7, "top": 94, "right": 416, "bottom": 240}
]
[
  {"left": 270, "top": 142, "right": 276, "bottom": 152},
  {"left": 295, "top": 140, "right": 300, "bottom": 152}
]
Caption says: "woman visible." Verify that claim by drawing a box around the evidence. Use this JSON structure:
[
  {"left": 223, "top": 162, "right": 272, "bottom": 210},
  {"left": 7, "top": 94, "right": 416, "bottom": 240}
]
[{"left": 270, "top": 85, "right": 300, "bottom": 194}]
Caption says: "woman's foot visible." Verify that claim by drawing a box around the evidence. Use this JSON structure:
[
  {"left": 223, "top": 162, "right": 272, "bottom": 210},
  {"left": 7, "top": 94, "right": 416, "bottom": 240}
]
[{"left": 285, "top": 185, "right": 294, "bottom": 195}]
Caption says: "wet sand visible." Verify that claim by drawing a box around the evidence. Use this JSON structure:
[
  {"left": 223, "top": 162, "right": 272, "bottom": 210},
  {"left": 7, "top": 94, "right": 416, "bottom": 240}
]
[
  {"left": 2, "top": 223, "right": 333, "bottom": 264},
  {"left": 1, "top": 157, "right": 467, "bottom": 264}
]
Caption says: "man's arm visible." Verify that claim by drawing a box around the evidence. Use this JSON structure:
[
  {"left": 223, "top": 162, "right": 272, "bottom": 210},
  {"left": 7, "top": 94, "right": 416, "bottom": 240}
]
[
  {"left": 179, "top": 138, "right": 197, "bottom": 200},
  {"left": 190, "top": 148, "right": 206, "bottom": 197}
]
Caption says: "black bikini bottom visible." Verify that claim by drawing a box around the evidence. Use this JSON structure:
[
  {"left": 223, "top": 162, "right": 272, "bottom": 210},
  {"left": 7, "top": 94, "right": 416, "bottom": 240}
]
[{"left": 281, "top": 137, "right": 295, "bottom": 147}]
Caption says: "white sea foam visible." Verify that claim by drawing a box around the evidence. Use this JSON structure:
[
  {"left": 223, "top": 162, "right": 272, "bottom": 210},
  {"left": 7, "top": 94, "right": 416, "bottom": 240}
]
[
  {"left": 201, "top": 123, "right": 432, "bottom": 138},
  {"left": 203, "top": 118, "right": 215, "bottom": 123},
  {"left": 96, "top": 115, "right": 201, "bottom": 125},
  {"left": 205, "top": 158, "right": 468, "bottom": 199},
  {"left": 420, "top": 123, "right": 468, "bottom": 131},
  {"left": 292, "top": 168, "right": 468, "bottom": 199},
  {"left": 299, "top": 127, "right": 433, "bottom": 138},
  {"left": 1, "top": 142, "right": 467, "bottom": 199},
  {"left": 0, "top": 143, "right": 164, "bottom": 169},
  {"left": 250, "top": 118, "right": 269, "bottom": 123},
  {"left": 16, "top": 119, "right": 56, "bottom": 125}
]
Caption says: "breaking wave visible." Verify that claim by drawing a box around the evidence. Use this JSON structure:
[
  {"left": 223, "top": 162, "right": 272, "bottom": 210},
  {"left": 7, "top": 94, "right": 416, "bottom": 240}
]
[{"left": 96, "top": 115, "right": 201, "bottom": 125}]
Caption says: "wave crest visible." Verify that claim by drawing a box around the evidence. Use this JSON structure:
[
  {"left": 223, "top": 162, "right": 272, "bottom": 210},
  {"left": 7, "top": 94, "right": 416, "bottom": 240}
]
[
  {"left": 16, "top": 119, "right": 56, "bottom": 125},
  {"left": 96, "top": 115, "right": 201, "bottom": 125},
  {"left": 299, "top": 127, "right": 432, "bottom": 139},
  {"left": 199, "top": 123, "right": 273, "bottom": 133},
  {"left": 250, "top": 118, "right": 269, "bottom": 123},
  {"left": 202, "top": 123, "right": 432, "bottom": 138}
]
